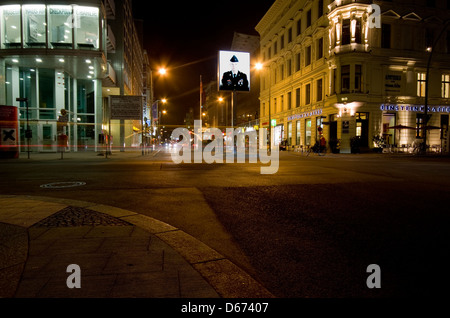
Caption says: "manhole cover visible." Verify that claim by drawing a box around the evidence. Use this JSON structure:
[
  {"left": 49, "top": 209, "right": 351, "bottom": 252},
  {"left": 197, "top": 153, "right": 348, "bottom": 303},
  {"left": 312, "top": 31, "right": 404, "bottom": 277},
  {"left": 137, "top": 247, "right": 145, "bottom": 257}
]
[{"left": 40, "top": 182, "right": 86, "bottom": 189}]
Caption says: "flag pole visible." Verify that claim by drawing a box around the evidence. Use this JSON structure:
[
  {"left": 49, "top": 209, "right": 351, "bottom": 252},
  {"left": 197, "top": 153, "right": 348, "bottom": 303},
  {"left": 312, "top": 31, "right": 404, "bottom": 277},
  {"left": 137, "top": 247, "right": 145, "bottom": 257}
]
[{"left": 200, "top": 75, "right": 202, "bottom": 127}]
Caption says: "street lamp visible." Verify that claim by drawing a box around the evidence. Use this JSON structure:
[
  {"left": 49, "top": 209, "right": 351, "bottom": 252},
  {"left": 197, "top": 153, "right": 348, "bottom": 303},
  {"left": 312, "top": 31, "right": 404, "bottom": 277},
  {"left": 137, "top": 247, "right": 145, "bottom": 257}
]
[
  {"left": 158, "top": 67, "right": 167, "bottom": 76},
  {"left": 16, "top": 97, "right": 31, "bottom": 159}
]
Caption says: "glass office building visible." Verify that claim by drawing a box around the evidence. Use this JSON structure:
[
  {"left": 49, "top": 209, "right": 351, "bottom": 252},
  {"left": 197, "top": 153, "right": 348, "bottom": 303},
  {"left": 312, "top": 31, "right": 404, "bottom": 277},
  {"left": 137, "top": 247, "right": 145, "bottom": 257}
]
[{"left": 0, "top": 3, "right": 107, "bottom": 152}]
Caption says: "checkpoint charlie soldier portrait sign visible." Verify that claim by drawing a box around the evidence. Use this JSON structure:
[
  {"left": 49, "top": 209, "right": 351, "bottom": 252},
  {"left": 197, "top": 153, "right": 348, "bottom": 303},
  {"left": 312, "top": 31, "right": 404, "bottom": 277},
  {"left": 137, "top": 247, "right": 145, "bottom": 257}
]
[{"left": 218, "top": 51, "right": 250, "bottom": 92}]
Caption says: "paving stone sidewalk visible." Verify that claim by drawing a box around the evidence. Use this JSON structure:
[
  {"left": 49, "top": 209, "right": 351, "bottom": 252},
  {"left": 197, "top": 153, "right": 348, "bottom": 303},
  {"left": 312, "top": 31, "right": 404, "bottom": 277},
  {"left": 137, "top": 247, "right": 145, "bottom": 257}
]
[{"left": 0, "top": 195, "right": 274, "bottom": 298}]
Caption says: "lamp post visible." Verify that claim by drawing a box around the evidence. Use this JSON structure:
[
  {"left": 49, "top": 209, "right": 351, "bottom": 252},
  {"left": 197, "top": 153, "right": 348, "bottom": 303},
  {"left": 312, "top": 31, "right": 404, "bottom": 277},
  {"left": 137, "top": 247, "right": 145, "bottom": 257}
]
[
  {"left": 153, "top": 99, "right": 167, "bottom": 145},
  {"left": 16, "top": 97, "right": 31, "bottom": 159},
  {"left": 422, "top": 20, "right": 450, "bottom": 154},
  {"left": 256, "top": 62, "right": 272, "bottom": 150}
]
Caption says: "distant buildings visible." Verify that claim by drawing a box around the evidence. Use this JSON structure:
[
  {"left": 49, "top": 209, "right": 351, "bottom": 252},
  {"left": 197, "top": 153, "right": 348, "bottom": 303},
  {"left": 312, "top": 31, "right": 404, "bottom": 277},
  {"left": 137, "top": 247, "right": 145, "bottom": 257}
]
[
  {"left": 256, "top": 0, "right": 450, "bottom": 153},
  {"left": 0, "top": 0, "right": 151, "bottom": 153}
]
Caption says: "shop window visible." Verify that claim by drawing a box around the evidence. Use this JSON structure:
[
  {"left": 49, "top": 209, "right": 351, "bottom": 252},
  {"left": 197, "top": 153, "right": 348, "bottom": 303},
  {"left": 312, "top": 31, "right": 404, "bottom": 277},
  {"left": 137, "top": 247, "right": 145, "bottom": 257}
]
[
  {"left": 39, "top": 69, "right": 56, "bottom": 120},
  {"left": 1, "top": 5, "right": 22, "bottom": 49},
  {"left": 305, "top": 119, "right": 312, "bottom": 146},
  {"left": 417, "top": 73, "right": 426, "bottom": 97},
  {"left": 48, "top": 5, "right": 73, "bottom": 49},
  {"left": 19, "top": 68, "right": 38, "bottom": 119},
  {"left": 341, "top": 65, "right": 350, "bottom": 93},
  {"left": 23, "top": 5, "right": 46, "bottom": 48},
  {"left": 296, "top": 120, "right": 301, "bottom": 145},
  {"left": 287, "top": 122, "right": 292, "bottom": 146},
  {"left": 75, "top": 6, "right": 99, "bottom": 50},
  {"left": 77, "top": 79, "right": 95, "bottom": 114},
  {"left": 442, "top": 74, "right": 450, "bottom": 98}
]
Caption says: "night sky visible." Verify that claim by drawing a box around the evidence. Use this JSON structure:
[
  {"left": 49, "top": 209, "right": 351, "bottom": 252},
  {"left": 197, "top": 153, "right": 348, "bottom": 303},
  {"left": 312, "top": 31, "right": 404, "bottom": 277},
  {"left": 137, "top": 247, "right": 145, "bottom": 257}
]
[{"left": 132, "top": 0, "right": 275, "bottom": 126}]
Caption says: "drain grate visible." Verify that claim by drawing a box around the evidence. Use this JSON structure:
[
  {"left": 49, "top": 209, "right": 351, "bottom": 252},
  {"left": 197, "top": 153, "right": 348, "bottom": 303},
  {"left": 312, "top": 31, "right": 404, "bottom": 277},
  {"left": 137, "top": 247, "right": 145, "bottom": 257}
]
[
  {"left": 40, "top": 182, "right": 86, "bottom": 189},
  {"left": 32, "top": 206, "right": 132, "bottom": 227}
]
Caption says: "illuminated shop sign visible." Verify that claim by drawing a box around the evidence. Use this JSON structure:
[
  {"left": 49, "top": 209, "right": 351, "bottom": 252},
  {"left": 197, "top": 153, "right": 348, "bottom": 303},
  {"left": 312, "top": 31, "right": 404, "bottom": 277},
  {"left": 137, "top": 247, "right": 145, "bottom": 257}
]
[
  {"left": 380, "top": 104, "right": 450, "bottom": 113},
  {"left": 288, "top": 109, "right": 323, "bottom": 121}
]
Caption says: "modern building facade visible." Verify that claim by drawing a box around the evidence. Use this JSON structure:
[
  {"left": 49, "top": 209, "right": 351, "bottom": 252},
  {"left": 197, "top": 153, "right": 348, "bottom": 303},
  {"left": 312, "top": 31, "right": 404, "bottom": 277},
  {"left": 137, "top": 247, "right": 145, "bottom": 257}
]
[
  {"left": 0, "top": 0, "right": 149, "bottom": 153},
  {"left": 256, "top": 0, "right": 450, "bottom": 153}
]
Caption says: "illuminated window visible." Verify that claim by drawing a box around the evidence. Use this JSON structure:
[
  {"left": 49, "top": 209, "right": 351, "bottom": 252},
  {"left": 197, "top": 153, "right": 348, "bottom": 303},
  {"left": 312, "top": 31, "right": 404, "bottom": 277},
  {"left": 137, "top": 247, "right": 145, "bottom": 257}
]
[
  {"left": 75, "top": 6, "right": 99, "bottom": 50},
  {"left": 287, "top": 122, "right": 292, "bottom": 146},
  {"left": 23, "top": 5, "right": 46, "bottom": 48},
  {"left": 417, "top": 73, "right": 426, "bottom": 97},
  {"left": 48, "top": 5, "right": 73, "bottom": 49},
  {"left": 296, "top": 120, "right": 301, "bottom": 145},
  {"left": 1, "top": 5, "right": 22, "bottom": 49},
  {"left": 305, "top": 119, "right": 311, "bottom": 145},
  {"left": 356, "top": 122, "right": 362, "bottom": 137},
  {"left": 442, "top": 74, "right": 450, "bottom": 98}
]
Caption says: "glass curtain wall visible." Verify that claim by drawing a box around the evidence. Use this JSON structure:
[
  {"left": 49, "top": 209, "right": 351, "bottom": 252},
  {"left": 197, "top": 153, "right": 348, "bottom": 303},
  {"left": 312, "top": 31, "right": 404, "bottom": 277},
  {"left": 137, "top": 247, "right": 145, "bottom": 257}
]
[{"left": 0, "top": 4, "right": 100, "bottom": 51}]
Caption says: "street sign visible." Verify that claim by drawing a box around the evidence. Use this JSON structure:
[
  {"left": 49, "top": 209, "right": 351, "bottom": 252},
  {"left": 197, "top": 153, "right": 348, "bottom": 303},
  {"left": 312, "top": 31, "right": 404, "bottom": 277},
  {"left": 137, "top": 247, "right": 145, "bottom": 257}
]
[{"left": 110, "top": 96, "right": 143, "bottom": 120}]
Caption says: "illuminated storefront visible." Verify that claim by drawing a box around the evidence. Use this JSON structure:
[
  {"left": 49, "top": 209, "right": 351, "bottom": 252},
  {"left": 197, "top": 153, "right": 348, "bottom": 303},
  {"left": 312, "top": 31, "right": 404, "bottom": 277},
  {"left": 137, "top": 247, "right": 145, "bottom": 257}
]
[
  {"left": 0, "top": 3, "right": 107, "bottom": 152},
  {"left": 256, "top": 0, "right": 450, "bottom": 153}
]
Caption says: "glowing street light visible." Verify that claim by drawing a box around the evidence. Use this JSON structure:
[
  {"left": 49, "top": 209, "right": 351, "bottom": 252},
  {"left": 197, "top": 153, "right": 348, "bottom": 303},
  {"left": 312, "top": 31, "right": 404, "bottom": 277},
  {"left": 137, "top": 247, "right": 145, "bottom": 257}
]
[{"left": 158, "top": 67, "right": 167, "bottom": 75}]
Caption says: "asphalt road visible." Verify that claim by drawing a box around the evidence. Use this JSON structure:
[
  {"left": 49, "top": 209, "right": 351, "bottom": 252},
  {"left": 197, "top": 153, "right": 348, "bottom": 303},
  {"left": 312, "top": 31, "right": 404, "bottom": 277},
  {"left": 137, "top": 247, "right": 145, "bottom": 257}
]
[{"left": 1, "top": 148, "right": 449, "bottom": 298}]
